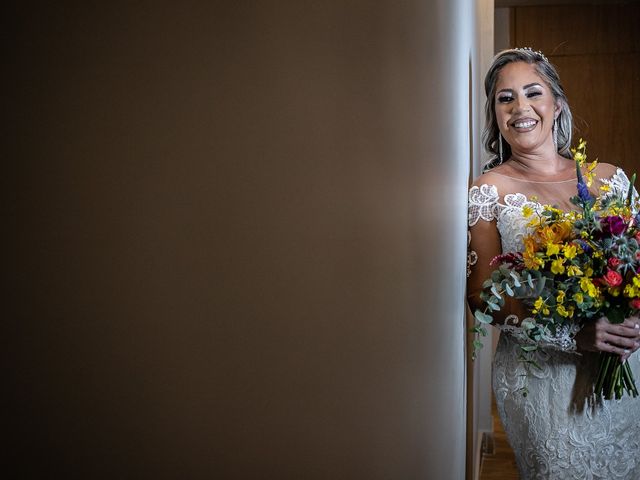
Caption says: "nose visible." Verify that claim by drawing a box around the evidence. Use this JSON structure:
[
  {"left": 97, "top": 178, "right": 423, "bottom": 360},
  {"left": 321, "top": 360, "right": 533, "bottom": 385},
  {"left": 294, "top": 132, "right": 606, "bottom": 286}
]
[{"left": 514, "top": 96, "right": 531, "bottom": 112}]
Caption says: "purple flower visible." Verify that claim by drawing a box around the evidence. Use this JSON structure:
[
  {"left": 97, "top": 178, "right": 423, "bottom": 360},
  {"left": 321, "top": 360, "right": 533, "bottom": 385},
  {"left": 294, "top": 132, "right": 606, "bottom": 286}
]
[
  {"left": 577, "top": 180, "right": 592, "bottom": 202},
  {"left": 576, "top": 239, "right": 592, "bottom": 254},
  {"left": 601, "top": 215, "right": 628, "bottom": 236}
]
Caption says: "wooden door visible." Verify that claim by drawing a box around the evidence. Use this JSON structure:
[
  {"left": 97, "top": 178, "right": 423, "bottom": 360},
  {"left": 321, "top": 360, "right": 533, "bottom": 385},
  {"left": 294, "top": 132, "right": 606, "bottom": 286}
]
[{"left": 512, "top": 3, "right": 640, "bottom": 175}]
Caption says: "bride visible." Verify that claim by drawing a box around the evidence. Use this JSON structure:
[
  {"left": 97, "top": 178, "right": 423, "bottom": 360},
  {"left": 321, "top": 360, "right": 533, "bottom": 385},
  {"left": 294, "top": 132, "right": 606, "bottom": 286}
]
[{"left": 467, "top": 48, "right": 640, "bottom": 479}]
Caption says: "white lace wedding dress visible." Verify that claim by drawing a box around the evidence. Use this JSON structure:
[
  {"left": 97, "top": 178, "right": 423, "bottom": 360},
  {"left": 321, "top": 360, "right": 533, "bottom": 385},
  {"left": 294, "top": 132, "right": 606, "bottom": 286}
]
[{"left": 468, "top": 168, "right": 640, "bottom": 479}]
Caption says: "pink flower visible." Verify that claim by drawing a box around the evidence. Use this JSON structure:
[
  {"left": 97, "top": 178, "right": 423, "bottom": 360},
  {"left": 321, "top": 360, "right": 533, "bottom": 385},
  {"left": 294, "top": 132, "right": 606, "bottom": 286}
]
[
  {"left": 635, "top": 231, "right": 640, "bottom": 243},
  {"left": 608, "top": 257, "right": 622, "bottom": 269},
  {"left": 602, "top": 270, "right": 623, "bottom": 287},
  {"left": 630, "top": 298, "right": 640, "bottom": 310}
]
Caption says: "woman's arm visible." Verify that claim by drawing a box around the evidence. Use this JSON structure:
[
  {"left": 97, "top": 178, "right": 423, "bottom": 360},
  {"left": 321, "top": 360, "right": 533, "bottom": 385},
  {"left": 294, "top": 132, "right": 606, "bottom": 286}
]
[
  {"left": 467, "top": 217, "right": 532, "bottom": 325},
  {"left": 467, "top": 184, "right": 530, "bottom": 325}
]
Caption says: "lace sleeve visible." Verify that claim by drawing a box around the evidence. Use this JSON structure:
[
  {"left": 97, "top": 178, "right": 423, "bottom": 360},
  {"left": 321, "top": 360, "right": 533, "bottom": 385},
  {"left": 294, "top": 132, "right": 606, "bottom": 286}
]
[
  {"left": 496, "top": 315, "right": 580, "bottom": 353},
  {"left": 468, "top": 184, "right": 499, "bottom": 226},
  {"left": 601, "top": 168, "right": 639, "bottom": 209},
  {"left": 467, "top": 184, "right": 499, "bottom": 277}
]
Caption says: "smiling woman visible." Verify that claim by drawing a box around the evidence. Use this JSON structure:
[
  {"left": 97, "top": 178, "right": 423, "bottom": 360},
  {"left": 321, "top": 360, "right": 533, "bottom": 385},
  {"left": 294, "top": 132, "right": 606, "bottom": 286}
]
[
  {"left": 467, "top": 48, "right": 640, "bottom": 479},
  {"left": 482, "top": 48, "right": 574, "bottom": 173}
]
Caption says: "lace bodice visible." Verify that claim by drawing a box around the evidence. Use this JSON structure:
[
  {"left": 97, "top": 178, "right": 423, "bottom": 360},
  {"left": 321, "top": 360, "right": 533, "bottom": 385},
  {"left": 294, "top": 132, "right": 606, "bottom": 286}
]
[
  {"left": 469, "top": 184, "right": 545, "bottom": 253},
  {"left": 469, "top": 168, "right": 633, "bottom": 253}
]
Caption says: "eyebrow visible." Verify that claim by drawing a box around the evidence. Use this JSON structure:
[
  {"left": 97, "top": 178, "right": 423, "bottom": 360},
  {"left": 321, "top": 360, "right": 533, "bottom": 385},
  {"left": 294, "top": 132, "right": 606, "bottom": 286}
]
[{"left": 496, "top": 83, "right": 544, "bottom": 94}]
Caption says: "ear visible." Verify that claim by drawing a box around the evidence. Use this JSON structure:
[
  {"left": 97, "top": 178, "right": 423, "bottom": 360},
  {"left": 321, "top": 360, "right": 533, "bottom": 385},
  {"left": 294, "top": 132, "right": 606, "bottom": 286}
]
[{"left": 554, "top": 99, "right": 562, "bottom": 119}]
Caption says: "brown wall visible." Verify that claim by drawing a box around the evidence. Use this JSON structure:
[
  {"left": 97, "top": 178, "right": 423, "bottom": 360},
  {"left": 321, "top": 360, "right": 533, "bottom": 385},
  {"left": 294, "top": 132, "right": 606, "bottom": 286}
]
[
  {"left": 7, "top": 2, "right": 469, "bottom": 478},
  {"left": 512, "top": 3, "right": 640, "bottom": 174}
]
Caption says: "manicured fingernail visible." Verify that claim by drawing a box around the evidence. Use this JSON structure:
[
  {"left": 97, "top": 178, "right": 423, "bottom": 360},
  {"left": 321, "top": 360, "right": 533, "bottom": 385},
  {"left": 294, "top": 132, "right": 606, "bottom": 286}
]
[
  {"left": 624, "top": 349, "right": 631, "bottom": 354},
  {"left": 635, "top": 323, "right": 639, "bottom": 329}
]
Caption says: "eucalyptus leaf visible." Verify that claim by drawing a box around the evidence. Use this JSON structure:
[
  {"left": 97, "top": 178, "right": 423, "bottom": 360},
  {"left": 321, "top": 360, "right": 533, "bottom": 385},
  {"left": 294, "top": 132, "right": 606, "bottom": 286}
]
[
  {"left": 521, "top": 320, "right": 535, "bottom": 330},
  {"left": 504, "top": 283, "right": 514, "bottom": 296},
  {"left": 520, "top": 345, "right": 538, "bottom": 352},
  {"left": 474, "top": 310, "right": 493, "bottom": 324}
]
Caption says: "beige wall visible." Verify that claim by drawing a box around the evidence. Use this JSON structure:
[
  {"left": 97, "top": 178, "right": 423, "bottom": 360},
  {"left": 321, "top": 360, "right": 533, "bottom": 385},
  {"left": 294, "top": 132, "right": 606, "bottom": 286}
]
[{"left": 8, "top": 1, "right": 471, "bottom": 478}]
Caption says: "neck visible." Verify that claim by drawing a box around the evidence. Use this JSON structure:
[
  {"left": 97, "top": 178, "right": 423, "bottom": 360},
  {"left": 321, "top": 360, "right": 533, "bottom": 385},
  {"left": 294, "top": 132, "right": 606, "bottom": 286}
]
[{"left": 509, "top": 144, "right": 568, "bottom": 176}]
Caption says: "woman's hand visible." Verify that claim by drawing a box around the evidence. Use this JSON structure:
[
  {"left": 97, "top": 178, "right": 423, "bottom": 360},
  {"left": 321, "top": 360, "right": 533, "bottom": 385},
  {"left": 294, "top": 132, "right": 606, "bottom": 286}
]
[{"left": 576, "top": 316, "right": 640, "bottom": 362}]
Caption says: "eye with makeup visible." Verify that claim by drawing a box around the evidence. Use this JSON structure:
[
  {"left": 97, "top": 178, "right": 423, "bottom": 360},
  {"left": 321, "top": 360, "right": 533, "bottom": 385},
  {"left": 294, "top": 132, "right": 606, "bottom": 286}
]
[
  {"left": 525, "top": 89, "right": 543, "bottom": 99},
  {"left": 497, "top": 94, "right": 514, "bottom": 104}
]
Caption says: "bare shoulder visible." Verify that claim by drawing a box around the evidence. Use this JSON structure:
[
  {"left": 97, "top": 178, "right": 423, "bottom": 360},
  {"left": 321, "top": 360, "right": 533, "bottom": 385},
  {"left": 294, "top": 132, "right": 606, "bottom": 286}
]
[
  {"left": 593, "top": 162, "right": 622, "bottom": 180},
  {"left": 470, "top": 168, "right": 510, "bottom": 191}
]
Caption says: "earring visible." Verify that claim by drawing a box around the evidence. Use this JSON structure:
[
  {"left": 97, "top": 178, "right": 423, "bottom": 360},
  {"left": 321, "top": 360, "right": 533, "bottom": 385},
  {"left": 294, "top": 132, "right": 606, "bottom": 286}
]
[
  {"left": 553, "top": 119, "right": 558, "bottom": 149},
  {"left": 498, "top": 134, "right": 503, "bottom": 164}
]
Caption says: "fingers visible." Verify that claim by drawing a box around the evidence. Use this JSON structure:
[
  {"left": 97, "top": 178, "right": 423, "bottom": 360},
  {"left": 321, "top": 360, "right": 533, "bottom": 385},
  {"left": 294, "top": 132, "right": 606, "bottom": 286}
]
[
  {"left": 579, "top": 316, "right": 640, "bottom": 357},
  {"left": 596, "top": 334, "right": 638, "bottom": 353},
  {"left": 596, "top": 340, "right": 633, "bottom": 362},
  {"left": 606, "top": 322, "right": 640, "bottom": 339},
  {"left": 622, "top": 317, "right": 640, "bottom": 332}
]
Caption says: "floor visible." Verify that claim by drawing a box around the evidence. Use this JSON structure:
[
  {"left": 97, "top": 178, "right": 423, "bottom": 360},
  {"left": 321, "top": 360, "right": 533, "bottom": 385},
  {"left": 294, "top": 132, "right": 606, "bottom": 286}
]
[{"left": 478, "top": 397, "right": 519, "bottom": 480}]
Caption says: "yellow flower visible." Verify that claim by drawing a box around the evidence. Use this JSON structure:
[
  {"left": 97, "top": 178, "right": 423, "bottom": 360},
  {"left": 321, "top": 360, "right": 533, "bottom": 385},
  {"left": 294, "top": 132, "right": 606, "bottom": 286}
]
[
  {"left": 625, "top": 284, "right": 640, "bottom": 298},
  {"left": 580, "top": 277, "right": 599, "bottom": 297},
  {"left": 572, "top": 139, "right": 587, "bottom": 164},
  {"left": 557, "top": 305, "right": 571, "bottom": 317},
  {"left": 522, "top": 205, "right": 534, "bottom": 218},
  {"left": 533, "top": 297, "right": 544, "bottom": 310},
  {"left": 600, "top": 184, "right": 611, "bottom": 193},
  {"left": 562, "top": 244, "right": 577, "bottom": 259},
  {"left": 546, "top": 243, "right": 561, "bottom": 256},
  {"left": 585, "top": 161, "right": 598, "bottom": 187},
  {"left": 551, "top": 258, "right": 565, "bottom": 274},
  {"left": 585, "top": 267, "right": 594, "bottom": 277},
  {"left": 567, "top": 265, "right": 583, "bottom": 277},
  {"left": 533, "top": 297, "right": 550, "bottom": 315},
  {"left": 556, "top": 291, "right": 565, "bottom": 304},
  {"left": 528, "top": 217, "right": 542, "bottom": 228},
  {"left": 573, "top": 292, "right": 584, "bottom": 304}
]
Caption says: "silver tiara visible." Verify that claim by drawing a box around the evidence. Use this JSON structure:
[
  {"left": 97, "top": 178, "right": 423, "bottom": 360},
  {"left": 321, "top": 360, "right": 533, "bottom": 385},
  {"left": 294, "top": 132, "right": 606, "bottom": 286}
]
[{"left": 516, "top": 47, "right": 549, "bottom": 63}]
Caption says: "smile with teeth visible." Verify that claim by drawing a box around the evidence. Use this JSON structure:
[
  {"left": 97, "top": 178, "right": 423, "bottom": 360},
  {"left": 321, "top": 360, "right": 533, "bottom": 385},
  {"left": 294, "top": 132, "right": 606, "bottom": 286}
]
[{"left": 513, "top": 119, "right": 537, "bottom": 129}]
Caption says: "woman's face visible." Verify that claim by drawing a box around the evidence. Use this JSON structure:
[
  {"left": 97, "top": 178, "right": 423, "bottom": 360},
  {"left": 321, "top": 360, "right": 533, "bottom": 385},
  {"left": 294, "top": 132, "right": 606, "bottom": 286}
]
[{"left": 494, "top": 61, "right": 560, "bottom": 155}]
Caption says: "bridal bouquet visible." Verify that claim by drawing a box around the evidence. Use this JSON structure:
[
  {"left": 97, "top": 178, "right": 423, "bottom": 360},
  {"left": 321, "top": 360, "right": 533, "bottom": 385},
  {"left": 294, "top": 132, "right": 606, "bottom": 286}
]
[{"left": 473, "top": 140, "right": 640, "bottom": 399}]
